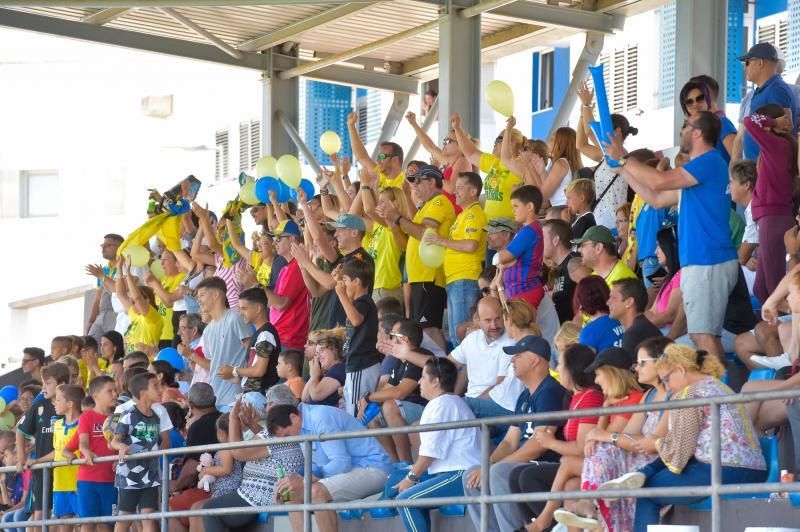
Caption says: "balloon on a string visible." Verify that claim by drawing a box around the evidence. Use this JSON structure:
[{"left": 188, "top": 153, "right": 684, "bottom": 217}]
[
  {"left": 276, "top": 180, "right": 291, "bottom": 203},
  {"left": 320, "top": 131, "right": 342, "bottom": 155},
  {"left": 123, "top": 245, "right": 150, "bottom": 267},
  {"left": 256, "top": 156, "right": 278, "bottom": 179},
  {"left": 255, "top": 176, "right": 280, "bottom": 203},
  {"left": 155, "top": 347, "right": 184, "bottom": 374},
  {"left": 150, "top": 260, "right": 165, "bottom": 280},
  {"left": 277, "top": 154, "right": 302, "bottom": 188},
  {"left": 418, "top": 228, "right": 445, "bottom": 268},
  {"left": 0, "top": 386, "right": 17, "bottom": 404},
  {"left": 239, "top": 181, "right": 259, "bottom": 205},
  {"left": 486, "top": 80, "right": 514, "bottom": 117},
  {"left": 290, "top": 179, "right": 316, "bottom": 202}
]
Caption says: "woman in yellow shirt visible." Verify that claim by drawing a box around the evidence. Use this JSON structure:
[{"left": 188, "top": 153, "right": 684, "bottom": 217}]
[{"left": 116, "top": 255, "right": 163, "bottom": 357}]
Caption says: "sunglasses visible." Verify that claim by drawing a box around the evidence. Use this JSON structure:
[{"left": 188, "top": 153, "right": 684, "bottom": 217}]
[
  {"left": 377, "top": 153, "right": 397, "bottom": 160},
  {"left": 684, "top": 94, "right": 705, "bottom": 106},
  {"left": 443, "top": 138, "right": 455, "bottom": 146},
  {"left": 631, "top": 358, "right": 657, "bottom": 371}
]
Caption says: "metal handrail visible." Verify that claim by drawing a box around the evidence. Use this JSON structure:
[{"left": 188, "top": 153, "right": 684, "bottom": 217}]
[{"left": 8, "top": 387, "right": 800, "bottom": 531}]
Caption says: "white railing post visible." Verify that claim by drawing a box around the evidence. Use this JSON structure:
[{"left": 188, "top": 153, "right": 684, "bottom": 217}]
[
  {"left": 303, "top": 440, "right": 313, "bottom": 532},
  {"left": 480, "top": 424, "right": 491, "bottom": 532},
  {"left": 161, "top": 453, "right": 170, "bottom": 531},
  {"left": 711, "top": 403, "right": 721, "bottom": 532}
]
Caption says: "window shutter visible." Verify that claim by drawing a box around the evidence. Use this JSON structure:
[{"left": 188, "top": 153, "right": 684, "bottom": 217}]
[
  {"left": 758, "top": 23, "right": 776, "bottom": 48},
  {"left": 239, "top": 122, "right": 249, "bottom": 172},
  {"left": 625, "top": 45, "right": 639, "bottom": 111},
  {"left": 215, "top": 129, "right": 229, "bottom": 181},
  {"left": 779, "top": 19, "right": 789, "bottom": 57},
  {"left": 250, "top": 120, "right": 261, "bottom": 168}
]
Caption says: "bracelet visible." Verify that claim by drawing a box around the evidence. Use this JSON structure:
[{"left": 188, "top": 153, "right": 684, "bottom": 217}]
[
  {"left": 581, "top": 103, "right": 594, "bottom": 109},
  {"left": 497, "top": 287, "right": 505, "bottom": 292},
  {"left": 320, "top": 189, "right": 329, "bottom": 196},
  {"left": 394, "top": 215, "right": 404, "bottom": 226},
  {"left": 362, "top": 185, "right": 372, "bottom": 191}
]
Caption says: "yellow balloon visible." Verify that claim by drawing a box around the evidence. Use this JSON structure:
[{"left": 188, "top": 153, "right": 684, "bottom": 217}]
[
  {"left": 256, "top": 155, "right": 278, "bottom": 178},
  {"left": 277, "top": 154, "right": 302, "bottom": 189},
  {"left": 418, "top": 229, "right": 445, "bottom": 268},
  {"left": 320, "top": 131, "right": 342, "bottom": 155},
  {"left": 150, "top": 260, "right": 165, "bottom": 280},
  {"left": 123, "top": 245, "right": 150, "bottom": 267},
  {"left": 486, "top": 80, "right": 514, "bottom": 117},
  {"left": 0, "top": 397, "right": 6, "bottom": 413},
  {"left": 240, "top": 181, "right": 259, "bottom": 205}
]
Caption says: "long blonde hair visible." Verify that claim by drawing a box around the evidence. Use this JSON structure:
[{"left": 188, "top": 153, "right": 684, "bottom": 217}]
[
  {"left": 506, "top": 128, "right": 526, "bottom": 157},
  {"left": 597, "top": 365, "right": 642, "bottom": 399},
  {"left": 378, "top": 185, "right": 412, "bottom": 219},
  {"left": 654, "top": 343, "right": 726, "bottom": 379}
]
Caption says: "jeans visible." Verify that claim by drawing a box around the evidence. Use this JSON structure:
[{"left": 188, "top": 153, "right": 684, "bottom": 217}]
[
  {"left": 2, "top": 508, "right": 29, "bottom": 532},
  {"left": 446, "top": 279, "right": 480, "bottom": 348},
  {"left": 462, "top": 396, "right": 513, "bottom": 438},
  {"left": 640, "top": 256, "right": 660, "bottom": 288},
  {"left": 398, "top": 470, "right": 465, "bottom": 532},
  {"left": 633, "top": 458, "right": 767, "bottom": 532}
]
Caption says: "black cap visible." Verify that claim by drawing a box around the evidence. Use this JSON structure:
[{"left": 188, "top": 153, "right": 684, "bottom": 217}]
[
  {"left": 407, "top": 164, "right": 444, "bottom": 184},
  {"left": 502, "top": 335, "right": 551, "bottom": 361},
  {"left": 585, "top": 347, "right": 633, "bottom": 373},
  {"left": 737, "top": 42, "right": 779, "bottom": 63}
]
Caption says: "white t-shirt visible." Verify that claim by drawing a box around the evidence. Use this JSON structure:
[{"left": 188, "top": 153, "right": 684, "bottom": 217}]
[
  {"left": 450, "top": 330, "right": 514, "bottom": 399},
  {"left": 548, "top": 158, "right": 574, "bottom": 207},
  {"left": 114, "top": 400, "right": 173, "bottom": 433},
  {"left": 743, "top": 203, "right": 759, "bottom": 245},
  {"left": 418, "top": 394, "right": 481, "bottom": 474}
]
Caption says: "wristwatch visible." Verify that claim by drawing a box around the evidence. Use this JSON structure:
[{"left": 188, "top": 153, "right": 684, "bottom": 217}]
[
  {"left": 407, "top": 472, "right": 420, "bottom": 483},
  {"left": 394, "top": 215, "right": 404, "bottom": 226},
  {"left": 232, "top": 367, "right": 240, "bottom": 379},
  {"left": 610, "top": 432, "right": 620, "bottom": 447}
]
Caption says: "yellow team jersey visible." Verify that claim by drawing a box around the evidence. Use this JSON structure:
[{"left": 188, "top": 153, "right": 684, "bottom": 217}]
[
  {"left": 52, "top": 418, "right": 79, "bottom": 492},
  {"left": 599, "top": 260, "right": 638, "bottom": 289},
  {"left": 364, "top": 223, "right": 403, "bottom": 290},
  {"left": 126, "top": 306, "right": 163, "bottom": 353},
  {"left": 251, "top": 251, "right": 272, "bottom": 286},
  {"left": 406, "top": 193, "right": 455, "bottom": 286},
  {"left": 376, "top": 166, "right": 405, "bottom": 189},
  {"left": 626, "top": 195, "right": 644, "bottom": 265},
  {"left": 479, "top": 153, "right": 522, "bottom": 220},
  {"left": 158, "top": 273, "right": 186, "bottom": 341},
  {"left": 444, "top": 202, "right": 488, "bottom": 284}
]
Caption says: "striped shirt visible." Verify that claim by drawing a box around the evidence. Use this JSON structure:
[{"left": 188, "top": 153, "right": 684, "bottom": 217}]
[
  {"left": 214, "top": 254, "right": 243, "bottom": 311},
  {"left": 503, "top": 220, "right": 544, "bottom": 300}
]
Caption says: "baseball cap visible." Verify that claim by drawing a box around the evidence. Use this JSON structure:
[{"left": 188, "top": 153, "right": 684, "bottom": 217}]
[
  {"left": 738, "top": 42, "right": 779, "bottom": 62},
  {"left": 327, "top": 214, "right": 366, "bottom": 231},
  {"left": 571, "top": 225, "right": 616, "bottom": 246},
  {"left": 502, "top": 334, "right": 551, "bottom": 361},
  {"left": 585, "top": 347, "right": 634, "bottom": 373},
  {"left": 483, "top": 217, "right": 521, "bottom": 233},
  {"left": 407, "top": 164, "right": 444, "bottom": 184},
  {"left": 268, "top": 219, "right": 302, "bottom": 238}
]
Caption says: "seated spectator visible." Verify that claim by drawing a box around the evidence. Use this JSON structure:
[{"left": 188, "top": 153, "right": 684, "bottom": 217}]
[
  {"left": 202, "top": 386, "right": 304, "bottom": 532},
  {"left": 463, "top": 335, "right": 566, "bottom": 532},
  {"left": 376, "top": 313, "right": 403, "bottom": 386},
  {"left": 394, "top": 358, "right": 481, "bottom": 532},
  {"left": 645, "top": 226, "right": 683, "bottom": 336},
  {"left": 375, "top": 297, "right": 445, "bottom": 357},
  {"left": 269, "top": 403, "right": 393, "bottom": 532},
  {"left": 302, "top": 329, "right": 347, "bottom": 408},
  {"left": 608, "top": 278, "right": 663, "bottom": 357},
  {"left": 567, "top": 256, "right": 592, "bottom": 285},
  {"left": 542, "top": 219, "right": 579, "bottom": 323},
  {"left": 277, "top": 350, "right": 305, "bottom": 399},
  {"left": 600, "top": 344, "right": 767, "bottom": 532},
  {"left": 553, "top": 321, "right": 581, "bottom": 366},
  {"left": 572, "top": 225, "right": 637, "bottom": 288},
  {"left": 566, "top": 178, "right": 596, "bottom": 240},
  {"left": 575, "top": 275, "right": 624, "bottom": 351},
  {"left": 615, "top": 202, "right": 631, "bottom": 259},
  {"left": 360, "top": 319, "right": 433, "bottom": 463}
]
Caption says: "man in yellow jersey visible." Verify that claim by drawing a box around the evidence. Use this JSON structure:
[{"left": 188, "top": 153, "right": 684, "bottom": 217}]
[
  {"left": 572, "top": 225, "right": 637, "bottom": 288},
  {"left": 347, "top": 110, "right": 405, "bottom": 189},
  {"left": 423, "top": 172, "right": 487, "bottom": 347},
  {"left": 382, "top": 165, "right": 455, "bottom": 352}
]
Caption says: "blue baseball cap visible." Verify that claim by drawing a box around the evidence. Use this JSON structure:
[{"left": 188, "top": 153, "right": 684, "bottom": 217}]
[
  {"left": 268, "top": 220, "right": 302, "bottom": 237},
  {"left": 502, "top": 335, "right": 551, "bottom": 361},
  {"left": 327, "top": 214, "right": 366, "bottom": 231},
  {"left": 738, "top": 42, "right": 779, "bottom": 62}
]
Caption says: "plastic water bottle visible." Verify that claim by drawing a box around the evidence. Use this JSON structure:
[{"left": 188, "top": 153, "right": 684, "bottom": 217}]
[
  {"left": 276, "top": 466, "right": 292, "bottom": 502},
  {"left": 361, "top": 402, "right": 381, "bottom": 426}
]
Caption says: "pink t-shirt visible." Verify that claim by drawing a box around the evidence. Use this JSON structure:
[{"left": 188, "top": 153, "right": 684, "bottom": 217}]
[
  {"left": 656, "top": 270, "right": 682, "bottom": 316},
  {"left": 269, "top": 259, "right": 310, "bottom": 349},
  {"left": 214, "top": 255, "right": 243, "bottom": 311}
]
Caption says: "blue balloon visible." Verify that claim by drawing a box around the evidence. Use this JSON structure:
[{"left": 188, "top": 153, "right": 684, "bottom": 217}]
[
  {"left": 0, "top": 386, "right": 17, "bottom": 404},
  {"left": 290, "top": 179, "right": 316, "bottom": 202},
  {"left": 588, "top": 63, "right": 620, "bottom": 168},
  {"left": 255, "top": 176, "right": 280, "bottom": 203},
  {"left": 276, "top": 180, "right": 291, "bottom": 203},
  {"left": 155, "top": 347, "right": 183, "bottom": 374}
]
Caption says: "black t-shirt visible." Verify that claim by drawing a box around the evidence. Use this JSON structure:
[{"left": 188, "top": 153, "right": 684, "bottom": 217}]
[
  {"left": 572, "top": 212, "right": 596, "bottom": 241},
  {"left": 387, "top": 348, "right": 434, "bottom": 406},
  {"left": 552, "top": 252, "right": 578, "bottom": 323},
  {"left": 343, "top": 294, "right": 382, "bottom": 372},
  {"left": 268, "top": 255, "right": 288, "bottom": 289},
  {"left": 329, "top": 248, "right": 375, "bottom": 327},
  {"left": 18, "top": 394, "right": 60, "bottom": 460},
  {"left": 244, "top": 322, "right": 282, "bottom": 394},
  {"left": 622, "top": 315, "right": 663, "bottom": 357},
  {"left": 724, "top": 267, "right": 757, "bottom": 335},
  {"left": 311, "top": 362, "right": 346, "bottom": 407},
  {"left": 185, "top": 411, "right": 221, "bottom": 462}
]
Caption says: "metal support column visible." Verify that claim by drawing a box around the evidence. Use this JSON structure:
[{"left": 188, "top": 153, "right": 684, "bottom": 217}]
[
  {"left": 673, "top": 0, "right": 727, "bottom": 144},
  {"left": 438, "top": 0, "right": 482, "bottom": 143},
  {"left": 262, "top": 46, "right": 300, "bottom": 158},
  {"left": 370, "top": 92, "right": 411, "bottom": 159}
]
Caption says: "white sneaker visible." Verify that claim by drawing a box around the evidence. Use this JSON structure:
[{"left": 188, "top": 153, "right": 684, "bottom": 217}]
[
  {"left": 554, "top": 508, "right": 599, "bottom": 529},
  {"left": 597, "top": 471, "right": 646, "bottom": 501},
  {"left": 750, "top": 353, "right": 793, "bottom": 370}
]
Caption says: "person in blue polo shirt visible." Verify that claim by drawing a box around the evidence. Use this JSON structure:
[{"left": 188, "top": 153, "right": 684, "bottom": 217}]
[
  {"left": 604, "top": 110, "right": 737, "bottom": 366},
  {"left": 738, "top": 42, "right": 798, "bottom": 161}
]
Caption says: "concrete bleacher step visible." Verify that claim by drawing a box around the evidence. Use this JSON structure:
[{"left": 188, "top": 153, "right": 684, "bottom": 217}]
[
  {"left": 249, "top": 510, "right": 475, "bottom": 532},
  {"left": 667, "top": 498, "right": 800, "bottom": 531}
]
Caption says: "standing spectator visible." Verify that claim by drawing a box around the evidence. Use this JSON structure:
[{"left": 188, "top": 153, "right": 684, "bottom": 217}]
[
  {"left": 566, "top": 178, "right": 597, "bottom": 241},
  {"left": 381, "top": 165, "right": 455, "bottom": 351},
  {"left": 605, "top": 111, "right": 738, "bottom": 363},
  {"left": 394, "top": 358, "right": 481, "bottom": 532},
  {"left": 576, "top": 276, "right": 625, "bottom": 352},
  {"left": 144, "top": 250, "right": 186, "bottom": 349},
  {"left": 20, "top": 347, "right": 45, "bottom": 384},
  {"left": 218, "top": 287, "right": 281, "bottom": 394},
  {"left": 85, "top": 233, "right": 124, "bottom": 342},
  {"left": 573, "top": 225, "right": 637, "bottom": 288},
  {"left": 197, "top": 276, "right": 250, "bottom": 409},
  {"left": 738, "top": 42, "right": 798, "bottom": 162},
  {"left": 608, "top": 278, "right": 663, "bottom": 357},
  {"left": 333, "top": 259, "right": 382, "bottom": 416},
  {"left": 422, "top": 171, "right": 487, "bottom": 347},
  {"left": 679, "top": 80, "right": 737, "bottom": 162},
  {"left": 744, "top": 105, "right": 797, "bottom": 302},
  {"left": 496, "top": 185, "right": 546, "bottom": 308},
  {"left": 348, "top": 110, "right": 405, "bottom": 189},
  {"left": 115, "top": 256, "right": 163, "bottom": 355},
  {"left": 542, "top": 219, "right": 579, "bottom": 323},
  {"left": 266, "top": 220, "right": 310, "bottom": 350}
]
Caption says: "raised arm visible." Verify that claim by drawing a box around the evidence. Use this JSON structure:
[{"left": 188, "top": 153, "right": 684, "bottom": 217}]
[
  {"left": 191, "top": 202, "right": 223, "bottom": 257},
  {"left": 499, "top": 115, "right": 527, "bottom": 178},
  {"left": 115, "top": 257, "right": 133, "bottom": 313},
  {"left": 451, "top": 113, "right": 482, "bottom": 167},
  {"left": 576, "top": 82, "right": 604, "bottom": 162},
  {"left": 225, "top": 219, "right": 253, "bottom": 263},
  {"left": 347, "top": 110, "right": 377, "bottom": 170},
  {"left": 406, "top": 111, "right": 447, "bottom": 162},
  {"left": 300, "top": 190, "right": 338, "bottom": 263}
]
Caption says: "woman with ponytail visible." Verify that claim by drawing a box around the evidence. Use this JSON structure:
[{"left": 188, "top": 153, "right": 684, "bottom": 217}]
[
  {"left": 743, "top": 103, "right": 798, "bottom": 303},
  {"left": 599, "top": 343, "right": 767, "bottom": 532}
]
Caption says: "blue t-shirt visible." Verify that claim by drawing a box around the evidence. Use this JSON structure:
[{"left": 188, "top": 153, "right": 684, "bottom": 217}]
[
  {"left": 743, "top": 75, "right": 798, "bottom": 160},
  {"left": 679, "top": 150, "right": 737, "bottom": 266},
  {"left": 634, "top": 204, "right": 674, "bottom": 260},
  {"left": 579, "top": 315, "right": 624, "bottom": 352},
  {"left": 514, "top": 375, "right": 567, "bottom": 444},
  {"left": 714, "top": 115, "right": 737, "bottom": 164}
]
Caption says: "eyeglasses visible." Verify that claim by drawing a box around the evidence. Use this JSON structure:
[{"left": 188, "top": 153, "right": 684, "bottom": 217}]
[
  {"left": 273, "top": 235, "right": 291, "bottom": 241},
  {"left": 305, "top": 340, "right": 319, "bottom": 347},
  {"left": 659, "top": 370, "right": 674, "bottom": 387},
  {"left": 681, "top": 121, "right": 699, "bottom": 131},
  {"left": 631, "top": 358, "right": 657, "bottom": 371},
  {"left": 377, "top": 153, "right": 397, "bottom": 160},
  {"left": 443, "top": 138, "right": 455, "bottom": 146},
  {"left": 615, "top": 219, "right": 627, "bottom": 226},
  {"left": 683, "top": 94, "right": 705, "bottom": 106}
]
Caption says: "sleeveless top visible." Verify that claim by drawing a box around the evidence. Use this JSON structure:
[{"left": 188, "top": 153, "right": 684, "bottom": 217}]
[{"left": 549, "top": 158, "right": 573, "bottom": 207}]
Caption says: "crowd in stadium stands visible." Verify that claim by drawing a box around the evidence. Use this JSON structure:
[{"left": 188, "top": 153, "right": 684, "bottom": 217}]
[{"left": 5, "top": 41, "right": 800, "bottom": 532}]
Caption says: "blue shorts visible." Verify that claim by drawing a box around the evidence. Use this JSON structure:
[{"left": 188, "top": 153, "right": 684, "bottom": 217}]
[
  {"left": 53, "top": 491, "right": 78, "bottom": 518},
  {"left": 77, "top": 481, "right": 117, "bottom": 518}
]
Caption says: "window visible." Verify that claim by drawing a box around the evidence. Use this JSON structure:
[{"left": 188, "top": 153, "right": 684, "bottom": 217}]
[
  {"left": 595, "top": 45, "right": 639, "bottom": 114},
  {"left": 238, "top": 119, "right": 260, "bottom": 172},
  {"left": 215, "top": 129, "right": 229, "bottom": 181},
  {"left": 21, "top": 171, "right": 58, "bottom": 218},
  {"left": 539, "top": 51, "right": 554, "bottom": 111}
]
